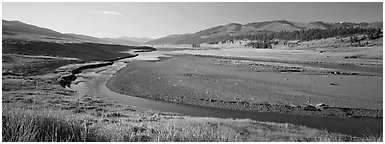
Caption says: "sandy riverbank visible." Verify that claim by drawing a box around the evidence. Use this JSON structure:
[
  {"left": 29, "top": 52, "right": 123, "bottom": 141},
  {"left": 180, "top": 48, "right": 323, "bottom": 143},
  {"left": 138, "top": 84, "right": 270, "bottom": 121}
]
[
  {"left": 70, "top": 52, "right": 382, "bottom": 136},
  {"left": 107, "top": 52, "right": 382, "bottom": 118}
]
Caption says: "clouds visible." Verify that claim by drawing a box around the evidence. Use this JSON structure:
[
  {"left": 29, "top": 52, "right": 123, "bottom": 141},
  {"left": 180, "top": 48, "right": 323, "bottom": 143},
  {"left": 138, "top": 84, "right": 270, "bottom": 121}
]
[{"left": 98, "top": 10, "right": 124, "bottom": 16}]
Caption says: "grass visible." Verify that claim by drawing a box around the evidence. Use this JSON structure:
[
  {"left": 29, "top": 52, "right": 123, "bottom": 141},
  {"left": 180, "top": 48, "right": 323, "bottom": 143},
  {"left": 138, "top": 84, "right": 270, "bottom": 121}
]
[
  {"left": 361, "top": 135, "right": 383, "bottom": 142},
  {"left": 2, "top": 54, "right": 80, "bottom": 76},
  {"left": 95, "top": 119, "right": 245, "bottom": 142},
  {"left": 2, "top": 107, "right": 104, "bottom": 142},
  {"left": 2, "top": 105, "right": 244, "bottom": 142},
  {"left": 153, "top": 122, "right": 242, "bottom": 142},
  {"left": 2, "top": 103, "right": 382, "bottom": 142}
]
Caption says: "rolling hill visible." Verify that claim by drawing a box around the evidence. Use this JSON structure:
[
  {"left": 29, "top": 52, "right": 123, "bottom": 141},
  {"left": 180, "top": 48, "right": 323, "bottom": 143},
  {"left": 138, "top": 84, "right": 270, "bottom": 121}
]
[
  {"left": 145, "top": 34, "right": 193, "bottom": 45},
  {"left": 146, "top": 20, "right": 383, "bottom": 45},
  {"left": 3, "top": 20, "right": 75, "bottom": 39},
  {"left": 3, "top": 38, "right": 156, "bottom": 61},
  {"left": 102, "top": 37, "right": 140, "bottom": 46},
  {"left": 118, "top": 36, "right": 153, "bottom": 44},
  {"left": 66, "top": 33, "right": 145, "bottom": 46},
  {"left": 2, "top": 19, "right": 156, "bottom": 61},
  {"left": 65, "top": 33, "right": 109, "bottom": 43},
  {"left": 2, "top": 19, "right": 144, "bottom": 46}
]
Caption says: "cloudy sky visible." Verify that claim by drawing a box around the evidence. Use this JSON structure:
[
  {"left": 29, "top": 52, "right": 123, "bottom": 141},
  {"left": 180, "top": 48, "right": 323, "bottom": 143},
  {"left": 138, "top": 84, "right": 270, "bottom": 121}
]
[{"left": 2, "top": 2, "right": 383, "bottom": 39}]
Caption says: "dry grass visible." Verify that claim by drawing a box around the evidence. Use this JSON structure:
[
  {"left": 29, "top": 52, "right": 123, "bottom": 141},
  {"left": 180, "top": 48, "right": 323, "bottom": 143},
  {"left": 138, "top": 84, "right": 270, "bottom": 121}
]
[
  {"left": 2, "top": 107, "right": 106, "bottom": 142},
  {"left": 2, "top": 105, "right": 382, "bottom": 142},
  {"left": 361, "top": 134, "right": 383, "bottom": 142},
  {"left": 153, "top": 122, "right": 242, "bottom": 142}
]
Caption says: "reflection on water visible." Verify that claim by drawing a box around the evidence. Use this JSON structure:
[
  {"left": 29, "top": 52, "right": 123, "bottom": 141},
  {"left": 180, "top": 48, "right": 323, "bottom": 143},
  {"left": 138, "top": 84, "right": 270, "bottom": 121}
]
[{"left": 72, "top": 51, "right": 382, "bottom": 137}]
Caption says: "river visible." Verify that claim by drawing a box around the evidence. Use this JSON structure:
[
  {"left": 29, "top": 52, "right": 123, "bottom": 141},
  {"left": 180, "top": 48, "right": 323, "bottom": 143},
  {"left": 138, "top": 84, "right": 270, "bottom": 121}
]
[{"left": 71, "top": 51, "right": 382, "bottom": 137}]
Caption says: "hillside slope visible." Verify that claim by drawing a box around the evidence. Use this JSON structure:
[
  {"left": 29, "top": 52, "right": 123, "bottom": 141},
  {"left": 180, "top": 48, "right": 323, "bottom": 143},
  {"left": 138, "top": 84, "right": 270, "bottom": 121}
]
[
  {"left": 2, "top": 19, "right": 141, "bottom": 46},
  {"left": 118, "top": 36, "right": 153, "bottom": 44},
  {"left": 145, "top": 34, "right": 193, "bottom": 45},
  {"left": 2, "top": 39, "right": 156, "bottom": 61},
  {"left": 3, "top": 20, "right": 74, "bottom": 39},
  {"left": 146, "top": 20, "right": 382, "bottom": 45}
]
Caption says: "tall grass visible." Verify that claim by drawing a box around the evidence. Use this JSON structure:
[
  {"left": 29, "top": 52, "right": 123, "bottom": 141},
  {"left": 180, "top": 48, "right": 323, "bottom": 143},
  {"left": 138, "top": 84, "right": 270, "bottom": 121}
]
[
  {"left": 93, "top": 120, "right": 245, "bottom": 142},
  {"left": 2, "top": 108, "right": 106, "bottom": 142},
  {"left": 153, "top": 122, "right": 245, "bottom": 142},
  {"left": 2, "top": 107, "right": 382, "bottom": 142},
  {"left": 361, "top": 134, "right": 383, "bottom": 142}
]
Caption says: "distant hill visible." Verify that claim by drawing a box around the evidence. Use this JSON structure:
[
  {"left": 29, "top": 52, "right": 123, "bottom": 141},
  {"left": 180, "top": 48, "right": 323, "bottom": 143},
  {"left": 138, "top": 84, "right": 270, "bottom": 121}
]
[
  {"left": 2, "top": 19, "right": 142, "bottom": 46},
  {"left": 118, "top": 36, "right": 153, "bottom": 44},
  {"left": 65, "top": 34, "right": 141, "bottom": 46},
  {"left": 66, "top": 33, "right": 109, "bottom": 43},
  {"left": 146, "top": 20, "right": 383, "bottom": 45},
  {"left": 3, "top": 20, "right": 74, "bottom": 39},
  {"left": 145, "top": 34, "right": 193, "bottom": 45},
  {"left": 101, "top": 37, "right": 140, "bottom": 46}
]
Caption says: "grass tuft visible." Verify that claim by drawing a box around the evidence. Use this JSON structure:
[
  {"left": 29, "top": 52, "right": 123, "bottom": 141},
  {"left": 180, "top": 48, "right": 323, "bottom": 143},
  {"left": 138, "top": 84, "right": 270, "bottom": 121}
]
[
  {"left": 361, "top": 134, "right": 383, "bottom": 142},
  {"left": 153, "top": 122, "right": 244, "bottom": 142},
  {"left": 2, "top": 107, "right": 107, "bottom": 142}
]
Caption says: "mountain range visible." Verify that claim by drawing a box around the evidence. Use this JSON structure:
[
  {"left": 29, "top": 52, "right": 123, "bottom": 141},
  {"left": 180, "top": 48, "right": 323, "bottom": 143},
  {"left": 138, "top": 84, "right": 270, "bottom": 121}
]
[
  {"left": 3, "top": 19, "right": 382, "bottom": 46},
  {"left": 145, "top": 20, "right": 382, "bottom": 45},
  {"left": 2, "top": 20, "right": 153, "bottom": 46}
]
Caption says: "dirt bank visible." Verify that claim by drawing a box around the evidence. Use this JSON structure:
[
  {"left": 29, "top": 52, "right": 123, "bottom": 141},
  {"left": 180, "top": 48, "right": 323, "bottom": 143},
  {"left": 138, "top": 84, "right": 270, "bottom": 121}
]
[{"left": 107, "top": 55, "right": 382, "bottom": 119}]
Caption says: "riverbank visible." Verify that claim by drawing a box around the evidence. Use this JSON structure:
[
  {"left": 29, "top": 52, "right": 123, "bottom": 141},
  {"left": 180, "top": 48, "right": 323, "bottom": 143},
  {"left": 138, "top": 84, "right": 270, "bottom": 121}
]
[
  {"left": 107, "top": 55, "right": 382, "bottom": 117},
  {"left": 55, "top": 53, "right": 139, "bottom": 87}
]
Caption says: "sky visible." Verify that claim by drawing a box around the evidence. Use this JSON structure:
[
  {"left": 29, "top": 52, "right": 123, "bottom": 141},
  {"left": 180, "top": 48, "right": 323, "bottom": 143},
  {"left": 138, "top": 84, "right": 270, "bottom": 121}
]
[{"left": 2, "top": 2, "right": 383, "bottom": 39}]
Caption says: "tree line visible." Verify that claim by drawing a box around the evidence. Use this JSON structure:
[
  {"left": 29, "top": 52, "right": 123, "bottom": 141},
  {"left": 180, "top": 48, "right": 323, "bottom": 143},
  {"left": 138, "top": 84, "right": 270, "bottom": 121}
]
[{"left": 230, "top": 27, "right": 382, "bottom": 42}]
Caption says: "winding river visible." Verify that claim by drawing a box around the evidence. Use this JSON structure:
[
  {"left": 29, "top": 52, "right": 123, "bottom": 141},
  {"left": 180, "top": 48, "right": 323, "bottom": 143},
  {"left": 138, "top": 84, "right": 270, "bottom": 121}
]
[{"left": 71, "top": 51, "right": 382, "bottom": 137}]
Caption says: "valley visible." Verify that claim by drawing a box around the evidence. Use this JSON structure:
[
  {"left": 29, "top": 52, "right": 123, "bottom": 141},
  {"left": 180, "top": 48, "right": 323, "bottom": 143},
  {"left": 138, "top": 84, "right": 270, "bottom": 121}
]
[{"left": 2, "top": 18, "right": 383, "bottom": 142}]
